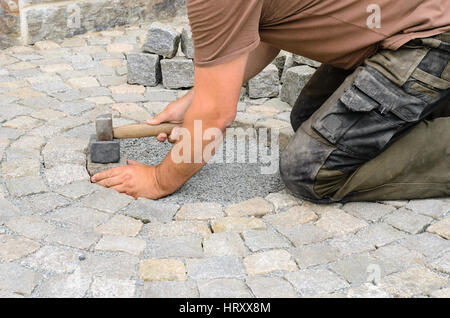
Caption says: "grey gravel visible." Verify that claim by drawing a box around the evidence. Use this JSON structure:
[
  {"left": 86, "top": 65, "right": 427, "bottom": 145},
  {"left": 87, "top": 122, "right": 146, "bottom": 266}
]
[{"left": 120, "top": 137, "right": 284, "bottom": 205}]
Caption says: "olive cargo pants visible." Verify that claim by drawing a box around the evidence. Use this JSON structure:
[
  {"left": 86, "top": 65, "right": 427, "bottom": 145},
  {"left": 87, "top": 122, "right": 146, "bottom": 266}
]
[{"left": 280, "top": 33, "right": 450, "bottom": 203}]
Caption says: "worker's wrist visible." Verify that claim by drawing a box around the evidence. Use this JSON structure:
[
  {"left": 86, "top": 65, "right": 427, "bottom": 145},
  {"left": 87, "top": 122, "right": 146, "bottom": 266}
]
[{"left": 154, "top": 163, "right": 177, "bottom": 197}]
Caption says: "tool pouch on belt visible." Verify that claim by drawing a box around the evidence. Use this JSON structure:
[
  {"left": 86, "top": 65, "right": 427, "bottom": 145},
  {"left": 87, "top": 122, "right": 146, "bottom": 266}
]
[{"left": 311, "top": 33, "right": 450, "bottom": 161}]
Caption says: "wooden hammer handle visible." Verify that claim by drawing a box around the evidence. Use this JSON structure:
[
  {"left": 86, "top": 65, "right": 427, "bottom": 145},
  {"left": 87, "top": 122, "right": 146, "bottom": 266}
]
[{"left": 113, "top": 123, "right": 179, "bottom": 139}]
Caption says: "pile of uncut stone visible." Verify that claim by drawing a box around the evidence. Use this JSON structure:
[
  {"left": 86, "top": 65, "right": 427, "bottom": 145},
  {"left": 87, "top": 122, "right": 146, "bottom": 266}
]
[{"left": 127, "top": 22, "right": 320, "bottom": 107}]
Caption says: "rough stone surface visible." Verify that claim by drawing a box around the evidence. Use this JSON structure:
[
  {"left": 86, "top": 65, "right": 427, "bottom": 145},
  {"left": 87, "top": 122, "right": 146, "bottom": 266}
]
[
  {"left": 225, "top": 197, "right": 274, "bottom": 217},
  {"left": 242, "top": 230, "right": 291, "bottom": 252},
  {"left": 265, "top": 191, "right": 302, "bottom": 211},
  {"left": 125, "top": 198, "right": 180, "bottom": 223},
  {"left": 427, "top": 218, "right": 450, "bottom": 239},
  {"left": 342, "top": 202, "right": 396, "bottom": 222},
  {"left": 81, "top": 188, "right": 133, "bottom": 213},
  {"left": 127, "top": 52, "right": 161, "bottom": 87},
  {"left": 143, "top": 22, "right": 180, "bottom": 58},
  {"left": 5, "top": 177, "right": 48, "bottom": 197},
  {"left": 47, "top": 206, "right": 110, "bottom": 228},
  {"left": 211, "top": 217, "right": 266, "bottom": 233},
  {"left": 429, "top": 287, "right": 450, "bottom": 298},
  {"left": 45, "top": 225, "right": 100, "bottom": 250},
  {"left": 176, "top": 202, "right": 223, "bottom": 221},
  {"left": 80, "top": 253, "right": 138, "bottom": 280},
  {"left": 187, "top": 256, "right": 246, "bottom": 280},
  {"left": 280, "top": 66, "right": 316, "bottom": 106},
  {"left": 203, "top": 232, "right": 247, "bottom": 257},
  {"left": 37, "top": 271, "right": 91, "bottom": 298},
  {"left": 246, "top": 276, "right": 297, "bottom": 298},
  {"left": 95, "top": 235, "right": 146, "bottom": 256},
  {"left": 145, "top": 235, "right": 203, "bottom": 258},
  {"left": 380, "top": 267, "right": 447, "bottom": 297},
  {"left": 385, "top": 208, "right": 433, "bottom": 234},
  {"left": 329, "top": 253, "right": 387, "bottom": 285},
  {"left": 181, "top": 26, "right": 194, "bottom": 59},
  {"left": 0, "top": 235, "right": 41, "bottom": 262},
  {"left": 143, "top": 281, "right": 199, "bottom": 298},
  {"left": 316, "top": 209, "right": 368, "bottom": 237},
  {"left": 0, "top": 263, "right": 42, "bottom": 295},
  {"left": 22, "top": 245, "right": 83, "bottom": 274},
  {"left": 198, "top": 279, "right": 252, "bottom": 298},
  {"left": 399, "top": 233, "right": 450, "bottom": 257},
  {"left": 405, "top": 199, "right": 450, "bottom": 218},
  {"left": 285, "top": 269, "right": 349, "bottom": 297},
  {"left": 290, "top": 243, "right": 341, "bottom": 269},
  {"left": 244, "top": 250, "right": 297, "bottom": 275},
  {"left": 45, "top": 164, "right": 90, "bottom": 186},
  {"left": 428, "top": 252, "right": 450, "bottom": 274},
  {"left": 356, "top": 223, "right": 407, "bottom": 248},
  {"left": 277, "top": 224, "right": 332, "bottom": 247},
  {"left": 264, "top": 206, "right": 318, "bottom": 228},
  {"left": 2, "top": 159, "right": 40, "bottom": 178},
  {"left": 94, "top": 215, "right": 143, "bottom": 237},
  {"left": 139, "top": 259, "right": 187, "bottom": 281},
  {"left": 6, "top": 216, "right": 55, "bottom": 240},
  {"left": 90, "top": 277, "right": 136, "bottom": 298},
  {"left": 248, "top": 64, "right": 280, "bottom": 98},
  {"left": 160, "top": 57, "right": 194, "bottom": 89}
]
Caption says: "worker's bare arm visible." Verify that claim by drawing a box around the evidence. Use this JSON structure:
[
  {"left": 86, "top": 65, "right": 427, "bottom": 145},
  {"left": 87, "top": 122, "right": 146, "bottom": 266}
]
[
  {"left": 150, "top": 42, "right": 279, "bottom": 142},
  {"left": 155, "top": 53, "right": 249, "bottom": 196},
  {"left": 92, "top": 53, "right": 249, "bottom": 199}
]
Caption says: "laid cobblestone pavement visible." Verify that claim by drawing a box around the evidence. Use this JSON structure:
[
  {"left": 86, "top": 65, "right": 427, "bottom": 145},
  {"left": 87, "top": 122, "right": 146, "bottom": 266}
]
[{"left": 0, "top": 19, "right": 449, "bottom": 298}]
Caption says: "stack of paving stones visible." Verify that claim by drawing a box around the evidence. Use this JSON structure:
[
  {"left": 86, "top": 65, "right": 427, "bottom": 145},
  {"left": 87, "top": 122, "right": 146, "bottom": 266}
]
[
  {"left": 0, "top": 19, "right": 449, "bottom": 298},
  {"left": 126, "top": 22, "right": 194, "bottom": 90},
  {"left": 126, "top": 22, "right": 320, "bottom": 105},
  {"left": 124, "top": 22, "right": 323, "bottom": 149}
]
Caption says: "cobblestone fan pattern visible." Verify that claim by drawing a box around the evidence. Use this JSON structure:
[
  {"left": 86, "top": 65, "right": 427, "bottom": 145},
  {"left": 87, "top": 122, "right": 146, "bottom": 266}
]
[{"left": 0, "top": 20, "right": 449, "bottom": 298}]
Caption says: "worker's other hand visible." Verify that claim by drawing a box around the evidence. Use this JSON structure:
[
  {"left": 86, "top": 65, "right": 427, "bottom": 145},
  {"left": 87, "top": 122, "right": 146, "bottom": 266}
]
[
  {"left": 147, "top": 91, "right": 193, "bottom": 143},
  {"left": 90, "top": 160, "right": 167, "bottom": 200}
]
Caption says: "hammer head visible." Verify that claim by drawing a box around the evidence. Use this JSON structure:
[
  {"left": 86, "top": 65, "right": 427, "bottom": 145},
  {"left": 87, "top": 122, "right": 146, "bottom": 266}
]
[
  {"left": 90, "top": 114, "right": 120, "bottom": 164},
  {"left": 96, "top": 113, "right": 113, "bottom": 141}
]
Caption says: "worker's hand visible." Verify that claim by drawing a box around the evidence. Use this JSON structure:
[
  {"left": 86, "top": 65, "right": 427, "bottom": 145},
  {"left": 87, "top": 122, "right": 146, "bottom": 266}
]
[
  {"left": 90, "top": 160, "right": 168, "bottom": 200},
  {"left": 147, "top": 90, "right": 193, "bottom": 143}
]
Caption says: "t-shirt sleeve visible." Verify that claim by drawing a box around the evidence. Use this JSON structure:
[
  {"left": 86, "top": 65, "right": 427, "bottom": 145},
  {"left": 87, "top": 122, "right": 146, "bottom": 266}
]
[{"left": 187, "top": 0, "right": 263, "bottom": 66}]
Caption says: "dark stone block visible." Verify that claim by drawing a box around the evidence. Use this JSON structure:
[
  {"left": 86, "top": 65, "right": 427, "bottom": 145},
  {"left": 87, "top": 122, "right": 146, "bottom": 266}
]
[{"left": 89, "top": 135, "right": 120, "bottom": 164}]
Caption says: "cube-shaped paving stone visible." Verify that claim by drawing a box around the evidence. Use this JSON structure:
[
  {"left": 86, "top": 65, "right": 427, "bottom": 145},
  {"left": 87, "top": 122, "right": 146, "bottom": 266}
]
[
  {"left": 293, "top": 55, "right": 321, "bottom": 68},
  {"left": 248, "top": 64, "right": 280, "bottom": 98},
  {"left": 126, "top": 52, "right": 161, "bottom": 87},
  {"left": 143, "top": 22, "right": 180, "bottom": 58},
  {"left": 280, "top": 65, "right": 316, "bottom": 106},
  {"left": 160, "top": 57, "right": 194, "bottom": 89},
  {"left": 181, "top": 26, "right": 194, "bottom": 59},
  {"left": 89, "top": 135, "right": 120, "bottom": 164}
]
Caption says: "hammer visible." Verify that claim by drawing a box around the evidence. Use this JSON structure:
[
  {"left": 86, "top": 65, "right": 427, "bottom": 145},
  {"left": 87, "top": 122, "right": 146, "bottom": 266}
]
[{"left": 90, "top": 114, "right": 178, "bottom": 164}]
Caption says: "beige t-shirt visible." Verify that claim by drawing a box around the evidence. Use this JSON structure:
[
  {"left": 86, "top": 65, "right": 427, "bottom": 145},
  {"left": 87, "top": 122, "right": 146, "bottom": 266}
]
[{"left": 187, "top": 0, "right": 450, "bottom": 70}]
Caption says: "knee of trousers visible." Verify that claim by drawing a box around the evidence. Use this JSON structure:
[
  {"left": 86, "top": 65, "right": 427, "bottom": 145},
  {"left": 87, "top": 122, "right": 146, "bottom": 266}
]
[{"left": 279, "top": 127, "right": 334, "bottom": 203}]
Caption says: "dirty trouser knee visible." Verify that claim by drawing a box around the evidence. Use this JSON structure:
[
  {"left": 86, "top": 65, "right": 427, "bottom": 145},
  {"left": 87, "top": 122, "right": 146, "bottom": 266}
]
[
  {"left": 280, "top": 33, "right": 450, "bottom": 203},
  {"left": 290, "top": 64, "right": 352, "bottom": 131}
]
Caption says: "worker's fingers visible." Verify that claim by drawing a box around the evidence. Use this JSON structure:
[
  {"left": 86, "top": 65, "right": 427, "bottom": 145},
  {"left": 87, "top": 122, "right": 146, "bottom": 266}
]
[
  {"left": 168, "top": 126, "right": 181, "bottom": 143},
  {"left": 110, "top": 184, "right": 128, "bottom": 195},
  {"left": 91, "top": 166, "right": 123, "bottom": 183},
  {"left": 156, "top": 133, "right": 168, "bottom": 142},
  {"left": 147, "top": 110, "right": 169, "bottom": 125},
  {"left": 96, "top": 175, "right": 124, "bottom": 188},
  {"left": 167, "top": 134, "right": 177, "bottom": 143}
]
